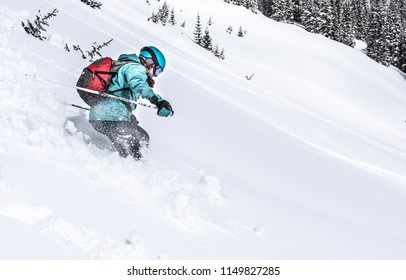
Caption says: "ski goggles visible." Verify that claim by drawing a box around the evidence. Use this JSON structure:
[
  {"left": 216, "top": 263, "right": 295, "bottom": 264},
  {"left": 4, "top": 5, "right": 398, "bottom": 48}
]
[
  {"left": 143, "top": 57, "right": 163, "bottom": 77},
  {"left": 153, "top": 65, "right": 163, "bottom": 77}
]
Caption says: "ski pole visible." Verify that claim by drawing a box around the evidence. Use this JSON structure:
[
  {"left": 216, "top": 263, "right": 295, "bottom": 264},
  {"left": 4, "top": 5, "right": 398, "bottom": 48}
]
[
  {"left": 69, "top": 102, "right": 157, "bottom": 111},
  {"left": 70, "top": 104, "right": 89, "bottom": 111},
  {"left": 76, "top": 86, "right": 158, "bottom": 110}
]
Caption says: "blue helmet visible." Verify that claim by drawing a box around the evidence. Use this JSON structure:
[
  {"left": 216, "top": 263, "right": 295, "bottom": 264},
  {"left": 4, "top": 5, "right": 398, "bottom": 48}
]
[{"left": 140, "top": 46, "right": 166, "bottom": 76}]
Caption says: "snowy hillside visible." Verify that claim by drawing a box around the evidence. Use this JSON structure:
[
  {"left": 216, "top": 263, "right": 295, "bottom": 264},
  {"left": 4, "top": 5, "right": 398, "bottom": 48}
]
[{"left": 1, "top": 0, "right": 406, "bottom": 260}]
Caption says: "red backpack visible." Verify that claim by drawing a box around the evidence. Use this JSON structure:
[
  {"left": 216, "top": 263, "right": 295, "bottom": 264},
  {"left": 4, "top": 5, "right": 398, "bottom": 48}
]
[{"left": 76, "top": 57, "right": 129, "bottom": 106}]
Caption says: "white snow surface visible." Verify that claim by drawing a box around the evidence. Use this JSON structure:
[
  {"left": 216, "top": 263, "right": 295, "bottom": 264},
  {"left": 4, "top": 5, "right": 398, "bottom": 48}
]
[{"left": 1, "top": 0, "right": 406, "bottom": 260}]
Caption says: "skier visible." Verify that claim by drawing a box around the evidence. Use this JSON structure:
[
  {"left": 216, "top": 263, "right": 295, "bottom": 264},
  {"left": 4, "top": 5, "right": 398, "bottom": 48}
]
[{"left": 88, "top": 46, "right": 173, "bottom": 160}]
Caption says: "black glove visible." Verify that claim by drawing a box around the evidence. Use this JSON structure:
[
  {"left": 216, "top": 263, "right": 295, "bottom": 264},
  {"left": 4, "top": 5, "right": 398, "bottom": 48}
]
[{"left": 150, "top": 95, "right": 174, "bottom": 117}]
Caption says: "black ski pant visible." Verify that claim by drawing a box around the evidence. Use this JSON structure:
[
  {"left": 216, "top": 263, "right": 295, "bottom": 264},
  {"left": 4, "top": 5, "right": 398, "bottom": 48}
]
[{"left": 89, "top": 116, "right": 149, "bottom": 160}]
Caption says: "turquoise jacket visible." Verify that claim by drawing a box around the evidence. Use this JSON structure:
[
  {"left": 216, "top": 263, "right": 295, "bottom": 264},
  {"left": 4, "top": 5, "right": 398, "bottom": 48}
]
[{"left": 89, "top": 54, "right": 160, "bottom": 121}]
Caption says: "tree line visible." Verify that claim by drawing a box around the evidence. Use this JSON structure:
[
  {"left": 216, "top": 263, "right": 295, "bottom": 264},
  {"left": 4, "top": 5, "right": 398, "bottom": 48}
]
[{"left": 225, "top": 0, "right": 406, "bottom": 73}]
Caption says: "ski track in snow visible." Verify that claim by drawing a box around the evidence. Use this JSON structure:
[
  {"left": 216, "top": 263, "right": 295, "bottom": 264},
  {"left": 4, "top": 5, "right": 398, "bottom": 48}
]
[
  {"left": 166, "top": 37, "right": 406, "bottom": 183},
  {"left": 179, "top": 69, "right": 406, "bottom": 184}
]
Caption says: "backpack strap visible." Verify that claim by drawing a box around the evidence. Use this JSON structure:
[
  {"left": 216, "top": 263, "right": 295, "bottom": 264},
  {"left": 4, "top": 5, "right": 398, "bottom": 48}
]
[
  {"left": 110, "top": 59, "right": 133, "bottom": 71},
  {"left": 105, "top": 60, "right": 137, "bottom": 112},
  {"left": 92, "top": 71, "right": 112, "bottom": 90},
  {"left": 106, "top": 60, "right": 134, "bottom": 93}
]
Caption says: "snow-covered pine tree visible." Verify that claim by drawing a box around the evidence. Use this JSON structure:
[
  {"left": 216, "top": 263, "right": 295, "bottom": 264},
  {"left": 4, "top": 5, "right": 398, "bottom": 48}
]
[
  {"left": 149, "top": 11, "right": 159, "bottom": 23},
  {"left": 271, "top": 0, "right": 294, "bottom": 23},
  {"left": 86, "top": 39, "right": 113, "bottom": 62},
  {"left": 377, "top": 17, "right": 392, "bottom": 66},
  {"left": 201, "top": 27, "right": 213, "bottom": 50},
  {"left": 366, "top": 0, "right": 387, "bottom": 64},
  {"left": 353, "top": 0, "right": 369, "bottom": 40},
  {"left": 212, "top": 43, "right": 220, "bottom": 57},
  {"left": 219, "top": 48, "right": 226, "bottom": 59},
  {"left": 193, "top": 14, "right": 203, "bottom": 45},
  {"left": 383, "top": 1, "right": 403, "bottom": 67},
  {"left": 302, "top": 0, "right": 318, "bottom": 33},
  {"left": 292, "top": 0, "right": 305, "bottom": 24},
  {"left": 399, "top": 0, "right": 406, "bottom": 21},
  {"left": 258, "top": 0, "right": 274, "bottom": 17},
  {"left": 285, "top": 0, "right": 295, "bottom": 23},
  {"left": 312, "top": 0, "right": 325, "bottom": 34},
  {"left": 237, "top": 26, "right": 245, "bottom": 37},
  {"left": 399, "top": 32, "right": 406, "bottom": 73},
  {"left": 318, "top": 0, "right": 335, "bottom": 38},
  {"left": 243, "top": 0, "right": 259, "bottom": 12},
  {"left": 169, "top": 8, "right": 176, "bottom": 25},
  {"left": 212, "top": 43, "right": 219, "bottom": 57},
  {"left": 80, "top": 0, "right": 102, "bottom": 9},
  {"left": 157, "top": 1, "right": 170, "bottom": 25},
  {"left": 335, "top": 0, "right": 355, "bottom": 47},
  {"left": 21, "top": 9, "right": 58, "bottom": 41}
]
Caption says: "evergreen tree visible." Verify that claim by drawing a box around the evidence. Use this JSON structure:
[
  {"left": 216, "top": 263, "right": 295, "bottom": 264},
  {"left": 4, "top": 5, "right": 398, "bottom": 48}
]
[
  {"left": 149, "top": 11, "right": 159, "bottom": 23},
  {"left": 384, "top": 2, "right": 402, "bottom": 67},
  {"left": 169, "top": 8, "right": 176, "bottom": 25},
  {"left": 201, "top": 27, "right": 213, "bottom": 50},
  {"left": 353, "top": 0, "right": 369, "bottom": 40},
  {"left": 335, "top": 0, "right": 355, "bottom": 47},
  {"left": 243, "top": 0, "right": 250, "bottom": 9},
  {"left": 377, "top": 16, "right": 392, "bottom": 66},
  {"left": 243, "top": 0, "right": 259, "bottom": 12},
  {"left": 318, "top": 0, "right": 335, "bottom": 38},
  {"left": 252, "top": 0, "right": 260, "bottom": 13},
  {"left": 293, "top": 0, "right": 305, "bottom": 24},
  {"left": 312, "top": 0, "right": 325, "bottom": 34},
  {"left": 219, "top": 48, "right": 226, "bottom": 59},
  {"left": 193, "top": 14, "right": 203, "bottom": 45},
  {"left": 366, "top": 0, "right": 387, "bottom": 64},
  {"left": 237, "top": 26, "right": 245, "bottom": 37},
  {"left": 302, "top": 0, "right": 318, "bottom": 33},
  {"left": 271, "top": 0, "right": 285, "bottom": 21},
  {"left": 285, "top": 0, "right": 295, "bottom": 23},
  {"left": 259, "top": 0, "right": 275, "bottom": 17},
  {"left": 157, "top": 1, "right": 170, "bottom": 25},
  {"left": 399, "top": 32, "right": 406, "bottom": 72},
  {"left": 80, "top": 0, "right": 102, "bottom": 9},
  {"left": 212, "top": 43, "right": 220, "bottom": 57},
  {"left": 271, "top": 0, "right": 294, "bottom": 23},
  {"left": 21, "top": 9, "right": 59, "bottom": 41},
  {"left": 399, "top": 0, "right": 406, "bottom": 22}
]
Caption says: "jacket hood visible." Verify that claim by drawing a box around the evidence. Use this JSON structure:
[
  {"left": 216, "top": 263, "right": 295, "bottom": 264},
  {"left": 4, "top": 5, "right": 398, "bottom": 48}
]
[{"left": 117, "top": 53, "right": 141, "bottom": 63}]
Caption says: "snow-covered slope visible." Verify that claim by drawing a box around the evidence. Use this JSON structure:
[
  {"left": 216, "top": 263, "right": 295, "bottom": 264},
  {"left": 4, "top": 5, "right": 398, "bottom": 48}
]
[{"left": 1, "top": 0, "right": 406, "bottom": 259}]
